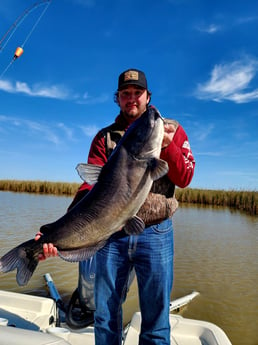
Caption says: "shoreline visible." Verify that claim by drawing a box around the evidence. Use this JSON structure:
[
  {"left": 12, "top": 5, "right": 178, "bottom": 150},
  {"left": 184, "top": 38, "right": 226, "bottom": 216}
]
[{"left": 0, "top": 179, "right": 257, "bottom": 216}]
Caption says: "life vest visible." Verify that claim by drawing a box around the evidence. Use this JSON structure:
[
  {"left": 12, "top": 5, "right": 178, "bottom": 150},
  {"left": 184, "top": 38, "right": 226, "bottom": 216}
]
[{"left": 102, "top": 118, "right": 179, "bottom": 225}]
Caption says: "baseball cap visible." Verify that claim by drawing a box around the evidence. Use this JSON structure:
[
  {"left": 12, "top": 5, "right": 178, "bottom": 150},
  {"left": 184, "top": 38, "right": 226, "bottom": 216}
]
[{"left": 118, "top": 69, "right": 148, "bottom": 91}]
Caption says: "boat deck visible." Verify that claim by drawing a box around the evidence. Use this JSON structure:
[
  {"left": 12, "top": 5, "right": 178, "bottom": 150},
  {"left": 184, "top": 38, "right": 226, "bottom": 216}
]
[{"left": 0, "top": 289, "right": 232, "bottom": 345}]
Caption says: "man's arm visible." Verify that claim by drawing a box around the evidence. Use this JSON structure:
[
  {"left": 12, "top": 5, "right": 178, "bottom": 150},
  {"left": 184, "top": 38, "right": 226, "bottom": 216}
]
[{"left": 161, "top": 124, "right": 195, "bottom": 188}]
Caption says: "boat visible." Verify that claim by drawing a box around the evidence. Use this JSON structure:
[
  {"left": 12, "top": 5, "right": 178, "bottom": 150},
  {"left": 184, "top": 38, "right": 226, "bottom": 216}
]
[{"left": 0, "top": 273, "right": 232, "bottom": 345}]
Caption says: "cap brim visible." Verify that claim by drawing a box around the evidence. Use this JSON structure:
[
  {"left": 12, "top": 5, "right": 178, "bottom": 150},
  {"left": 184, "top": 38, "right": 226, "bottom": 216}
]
[{"left": 118, "top": 82, "right": 147, "bottom": 91}]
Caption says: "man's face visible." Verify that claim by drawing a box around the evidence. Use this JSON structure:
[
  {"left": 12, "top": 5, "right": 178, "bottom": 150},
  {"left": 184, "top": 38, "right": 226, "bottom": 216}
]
[{"left": 118, "top": 85, "right": 150, "bottom": 123}]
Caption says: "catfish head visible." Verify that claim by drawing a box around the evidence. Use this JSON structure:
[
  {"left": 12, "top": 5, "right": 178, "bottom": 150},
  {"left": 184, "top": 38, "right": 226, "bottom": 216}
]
[{"left": 121, "top": 106, "right": 164, "bottom": 159}]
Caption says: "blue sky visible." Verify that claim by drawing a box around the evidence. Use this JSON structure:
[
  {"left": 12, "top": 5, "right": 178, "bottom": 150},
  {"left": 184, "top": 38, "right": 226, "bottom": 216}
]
[{"left": 0, "top": 0, "right": 257, "bottom": 191}]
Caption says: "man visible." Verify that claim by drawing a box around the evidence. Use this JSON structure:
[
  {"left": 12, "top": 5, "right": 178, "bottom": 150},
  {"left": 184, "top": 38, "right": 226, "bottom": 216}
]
[{"left": 37, "top": 68, "right": 195, "bottom": 345}]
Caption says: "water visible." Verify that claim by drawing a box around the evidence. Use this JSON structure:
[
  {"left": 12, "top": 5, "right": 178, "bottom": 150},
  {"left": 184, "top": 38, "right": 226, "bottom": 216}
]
[{"left": 0, "top": 191, "right": 257, "bottom": 345}]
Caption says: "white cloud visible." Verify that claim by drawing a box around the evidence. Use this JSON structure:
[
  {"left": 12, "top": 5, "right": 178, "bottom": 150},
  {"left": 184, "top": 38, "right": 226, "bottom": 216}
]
[
  {"left": 77, "top": 92, "right": 109, "bottom": 105},
  {"left": 57, "top": 123, "right": 74, "bottom": 140},
  {"left": 80, "top": 124, "right": 99, "bottom": 137},
  {"left": 195, "top": 15, "right": 258, "bottom": 34},
  {"left": 25, "top": 119, "right": 61, "bottom": 145},
  {"left": 226, "top": 89, "right": 258, "bottom": 103},
  {"left": 0, "top": 115, "right": 75, "bottom": 145},
  {"left": 196, "top": 151, "right": 222, "bottom": 157},
  {"left": 195, "top": 58, "right": 258, "bottom": 103},
  {"left": 0, "top": 79, "right": 109, "bottom": 105},
  {"left": 0, "top": 79, "right": 71, "bottom": 99},
  {"left": 196, "top": 24, "right": 221, "bottom": 34},
  {"left": 236, "top": 16, "right": 258, "bottom": 25},
  {"left": 0, "top": 80, "right": 13, "bottom": 92},
  {"left": 192, "top": 123, "right": 215, "bottom": 142}
]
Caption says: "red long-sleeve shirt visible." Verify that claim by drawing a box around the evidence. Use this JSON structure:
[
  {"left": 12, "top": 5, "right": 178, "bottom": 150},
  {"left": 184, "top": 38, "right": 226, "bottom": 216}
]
[
  {"left": 74, "top": 112, "right": 195, "bottom": 198},
  {"left": 160, "top": 124, "right": 195, "bottom": 188}
]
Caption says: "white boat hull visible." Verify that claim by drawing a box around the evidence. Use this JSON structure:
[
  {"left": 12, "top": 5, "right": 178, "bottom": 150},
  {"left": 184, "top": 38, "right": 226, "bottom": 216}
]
[{"left": 0, "top": 289, "right": 232, "bottom": 345}]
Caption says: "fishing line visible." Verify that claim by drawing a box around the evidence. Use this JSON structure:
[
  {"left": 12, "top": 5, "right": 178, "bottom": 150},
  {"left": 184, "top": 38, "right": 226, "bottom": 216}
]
[
  {"left": 0, "top": 0, "right": 51, "bottom": 79},
  {"left": 0, "top": 60, "right": 13, "bottom": 79},
  {"left": 22, "top": 1, "right": 51, "bottom": 49}
]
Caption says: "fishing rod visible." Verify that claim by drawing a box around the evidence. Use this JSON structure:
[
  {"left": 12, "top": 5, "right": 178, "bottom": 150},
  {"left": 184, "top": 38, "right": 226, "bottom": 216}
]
[{"left": 0, "top": 0, "right": 52, "bottom": 79}]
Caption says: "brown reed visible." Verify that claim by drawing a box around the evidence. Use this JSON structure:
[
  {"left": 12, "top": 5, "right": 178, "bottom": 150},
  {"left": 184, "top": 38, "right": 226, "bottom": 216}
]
[
  {"left": 175, "top": 188, "right": 257, "bottom": 216},
  {"left": 0, "top": 180, "right": 257, "bottom": 216},
  {"left": 0, "top": 180, "right": 80, "bottom": 196}
]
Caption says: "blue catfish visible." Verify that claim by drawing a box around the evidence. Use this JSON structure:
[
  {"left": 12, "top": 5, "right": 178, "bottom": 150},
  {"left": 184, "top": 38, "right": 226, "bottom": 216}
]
[{"left": 0, "top": 106, "right": 168, "bottom": 286}]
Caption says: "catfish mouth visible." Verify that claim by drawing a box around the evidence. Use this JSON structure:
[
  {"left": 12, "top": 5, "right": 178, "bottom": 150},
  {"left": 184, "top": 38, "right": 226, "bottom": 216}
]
[
  {"left": 154, "top": 108, "right": 165, "bottom": 123},
  {"left": 121, "top": 106, "right": 164, "bottom": 158},
  {"left": 146, "top": 108, "right": 163, "bottom": 138},
  {"left": 137, "top": 118, "right": 164, "bottom": 158}
]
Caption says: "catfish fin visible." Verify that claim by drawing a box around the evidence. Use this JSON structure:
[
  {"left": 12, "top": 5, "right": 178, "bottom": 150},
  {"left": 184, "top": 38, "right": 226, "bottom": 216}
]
[
  {"left": 17, "top": 255, "right": 38, "bottom": 286},
  {"left": 76, "top": 163, "right": 103, "bottom": 185},
  {"left": 0, "top": 239, "right": 39, "bottom": 286},
  {"left": 39, "top": 223, "right": 55, "bottom": 236},
  {"left": 58, "top": 240, "right": 107, "bottom": 262},
  {"left": 124, "top": 216, "right": 145, "bottom": 235},
  {"left": 149, "top": 158, "right": 169, "bottom": 181}
]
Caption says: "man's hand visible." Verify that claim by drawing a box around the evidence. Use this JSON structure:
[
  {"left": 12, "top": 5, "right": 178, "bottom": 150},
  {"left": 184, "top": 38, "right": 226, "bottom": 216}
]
[
  {"left": 35, "top": 232, "right": 58, "bottom": 261},
  {"left": 162, "top": 122, "right": 177, "bottom": 148}
]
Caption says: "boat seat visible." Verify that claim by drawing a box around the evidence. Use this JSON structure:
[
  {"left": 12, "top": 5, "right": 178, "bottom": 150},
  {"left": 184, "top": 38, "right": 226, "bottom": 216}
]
[
  {"left": 124, "top": 312, "right": 232, "bottom": 345},
  {"left": 0, "top": 290, "right": 56, "bottom": 331}
]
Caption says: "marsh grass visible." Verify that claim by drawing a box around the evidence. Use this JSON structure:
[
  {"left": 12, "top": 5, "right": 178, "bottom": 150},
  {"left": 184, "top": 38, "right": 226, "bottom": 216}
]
[
  {"left": 0, "top": 180, "right": 80, "bottom": 196},
  {"left": 176, "top": 188, "right": 257, "bottom": 215},
  {"left": 0, "top": 180, "right": 257, "bottom": 216}
]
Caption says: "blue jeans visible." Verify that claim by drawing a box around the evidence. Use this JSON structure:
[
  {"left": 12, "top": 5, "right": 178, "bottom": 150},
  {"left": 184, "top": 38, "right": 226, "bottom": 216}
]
[{"left": 94, "top": 218, "right": 174, "bottom": 345}]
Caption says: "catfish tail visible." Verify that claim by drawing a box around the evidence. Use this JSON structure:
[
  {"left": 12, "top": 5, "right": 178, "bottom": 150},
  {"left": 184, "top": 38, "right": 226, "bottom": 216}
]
[{"left": 0, "top": 239, "right": 40, "bottom": 286}]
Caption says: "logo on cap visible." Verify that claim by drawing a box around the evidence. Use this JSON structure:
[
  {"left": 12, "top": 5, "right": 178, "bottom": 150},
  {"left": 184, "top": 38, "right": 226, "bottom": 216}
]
[{"left": 124, "top": 70, "right": 139, "bottom": 82}]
